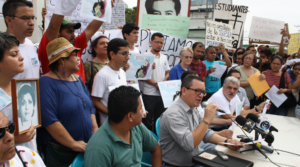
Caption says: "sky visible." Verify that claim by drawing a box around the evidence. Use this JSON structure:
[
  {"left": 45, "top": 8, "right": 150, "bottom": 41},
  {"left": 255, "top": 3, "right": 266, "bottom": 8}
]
[{"left": 122, "top": 0, "right": 300, "bottom": 35}]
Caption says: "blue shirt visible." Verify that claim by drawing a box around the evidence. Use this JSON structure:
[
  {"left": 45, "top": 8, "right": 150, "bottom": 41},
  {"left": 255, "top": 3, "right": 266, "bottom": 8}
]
[
  {"left": 169, "top": 63, "right": 191, "bottom": 80},
  {"left": 203, "top": 60, "right": 225, "bottom": 93},
  {"left": 287, "top": 69, "right": 296, "bottom": 84},
  {"left": 37, "top": 76, "right": 95, "bottom": 146}
]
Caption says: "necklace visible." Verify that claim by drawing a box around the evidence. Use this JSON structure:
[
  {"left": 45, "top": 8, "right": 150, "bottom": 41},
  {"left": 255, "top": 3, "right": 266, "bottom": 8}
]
[
  {"left": 108, "top": 64, "right": 121, "bottom": 79},
  {"left": 52, "top": 71, "right": 86, "bottom": 109}
]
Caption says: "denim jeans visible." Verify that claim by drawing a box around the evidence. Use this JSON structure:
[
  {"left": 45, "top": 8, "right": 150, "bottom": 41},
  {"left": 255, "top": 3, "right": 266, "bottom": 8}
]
[{"left": 267, "top": 103, "right": 288, "bottom": 116}]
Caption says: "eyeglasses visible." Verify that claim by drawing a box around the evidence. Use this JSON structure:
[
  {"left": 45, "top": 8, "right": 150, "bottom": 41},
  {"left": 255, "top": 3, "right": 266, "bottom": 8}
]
[
  {"left": 10, "top": 16, "right": 37, "bottom": 22},
  {"left": 153, "top": 41, "right": 164, "bottom": 45},
  {"left": 184, "top": 56, "right": 193, "bottom": 59},
  {"left": 245, "top": 57, "right": 253, "bottom": 61},
  {"left": 186, "top": 87, "right": 206, "bottom": 96},
  {"left": 117, "top": 52, "right": 129, "bottom": 56},
  {"left": 0, "top": 122, "right": 15, "bottom": 139}
]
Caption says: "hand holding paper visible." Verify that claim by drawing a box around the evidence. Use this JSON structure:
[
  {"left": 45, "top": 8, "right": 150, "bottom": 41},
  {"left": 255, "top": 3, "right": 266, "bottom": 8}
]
[
  {"left": 209, "top": 63, "right": 227, "bottom": 79},
  {"left": 265, "top": 85, "right": 287, "bottom": 108},
  {"left": 247, "top": 71, "right": 270, "bottom": 97}
]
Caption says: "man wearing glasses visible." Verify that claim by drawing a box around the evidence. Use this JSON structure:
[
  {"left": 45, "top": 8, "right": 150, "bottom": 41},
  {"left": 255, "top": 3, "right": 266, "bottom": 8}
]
[
  {"left": 142, "top": 32, "right": 170, "bottom": 133},
  {"left": 0, "top": 111, "right": 45, "bottom": 166},
  {"left": 3, "top": 0, "right": 40, "bottom": 79},
  {"left": 159, "top": 75, "right": 243, "bottom": 167}
]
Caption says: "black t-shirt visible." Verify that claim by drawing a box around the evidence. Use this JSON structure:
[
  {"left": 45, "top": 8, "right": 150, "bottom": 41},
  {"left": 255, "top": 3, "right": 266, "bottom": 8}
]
[{"left": 255, "top": 62, "right": 270, "bottom": 72}]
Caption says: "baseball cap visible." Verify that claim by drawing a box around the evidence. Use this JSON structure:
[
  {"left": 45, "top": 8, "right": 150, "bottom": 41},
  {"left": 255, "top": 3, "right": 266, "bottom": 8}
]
[{"left": 60, "top": 17, "right": 81, "bottom": 30}]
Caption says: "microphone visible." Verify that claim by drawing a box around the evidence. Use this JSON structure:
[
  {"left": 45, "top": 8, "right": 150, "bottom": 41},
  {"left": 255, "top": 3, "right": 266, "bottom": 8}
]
[
  {"left": 201, "top": 102, "right": 226, "bottom": 113},
  {"left": 236, "top": 115, "right": 267, "bottom": 135},
  {"left": 256, "top": 142, "right": 274, "bottom": 153},
  {"left": 246, "top": 113, "right": 278, "bottom": 133}
]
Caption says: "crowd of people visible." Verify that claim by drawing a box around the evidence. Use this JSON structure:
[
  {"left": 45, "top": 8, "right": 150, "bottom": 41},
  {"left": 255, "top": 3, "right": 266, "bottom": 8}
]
[{"left": 0, "top": 0, "right": 300, "bottom": 167}]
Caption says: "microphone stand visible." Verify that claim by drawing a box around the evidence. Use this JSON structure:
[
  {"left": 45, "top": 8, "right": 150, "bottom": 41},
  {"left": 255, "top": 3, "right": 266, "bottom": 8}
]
[{"left": 239, "top": 130, "right": 268, "bottom": 159}]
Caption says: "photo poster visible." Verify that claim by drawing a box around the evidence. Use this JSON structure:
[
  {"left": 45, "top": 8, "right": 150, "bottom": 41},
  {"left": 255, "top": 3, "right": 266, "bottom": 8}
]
[
  {"left": 126, "top": 54, "right": 155, "bottom": 80},
  {"left": 101, "top": 3, "right": 125, "bottom": 30},
  {"left": 45, "top": 0, "right": 93, "bottom": 35},
  {"left": 81, "top": 0, "right": 112, "bottom": 23},
  {"left": 205, "top": 20, "right": 233, "bottom": 50},
  {"left": 108, "top": 84, "right": 146, "bottom": 114},
  {"left": 142, "top": 14, "right": 191, "bottom": 38},
  {"left": 213, "top": 3, "right": 249, "bottom": 49},
  {"left": 158, "top": 80, "right": 181, "bottom": 108},
  {"left": 136, "top": 0, "right": 191, "bottom": 28},
  {"left": 12, "top": 80, "right": 41, "bottom": 135},
  {"left": 248, "top": 16, "right": 285, "bottom": 44}
]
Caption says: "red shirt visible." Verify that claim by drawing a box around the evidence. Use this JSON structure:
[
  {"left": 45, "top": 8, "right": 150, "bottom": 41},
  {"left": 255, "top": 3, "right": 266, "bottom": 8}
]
[
  {"left": 262, "top": 70, "right": 291, "bottom": 88},
  {"left": 189, "top": 60, "right": 207, "bottom": 78},
  {"left": 38, "top": 32, "right": 87, "bottom": 82}
]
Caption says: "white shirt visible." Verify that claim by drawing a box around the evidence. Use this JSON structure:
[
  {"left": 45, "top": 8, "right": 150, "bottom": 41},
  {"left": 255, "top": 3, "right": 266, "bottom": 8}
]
[
  {"left": 13, "top": 38, "right": 40, "bottom": 79},
  {"left": 91, "top": 65, "right": 127, "bottom": 125},
  {"left": 143, "top": 51, "right": 170, "bottom": 96}
]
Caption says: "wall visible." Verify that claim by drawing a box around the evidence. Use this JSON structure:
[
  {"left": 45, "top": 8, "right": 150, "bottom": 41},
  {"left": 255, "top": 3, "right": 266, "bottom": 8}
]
[{"left": 0, "top": 0, "right": 45, "bottom": 43}]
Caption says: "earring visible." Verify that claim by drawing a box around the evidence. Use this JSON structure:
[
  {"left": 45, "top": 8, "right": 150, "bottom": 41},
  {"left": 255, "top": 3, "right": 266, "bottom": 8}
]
[{"left": 62, "top": 65, "right": 65, "bottom": 76}]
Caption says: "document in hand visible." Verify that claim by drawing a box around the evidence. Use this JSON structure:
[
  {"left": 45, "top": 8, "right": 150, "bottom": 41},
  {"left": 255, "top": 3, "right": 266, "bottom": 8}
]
[
  {"left": 265, "top": 85, "right": 287, "bottom": 108},
  {"left": 247, "top": 71, "right": 270, "bottom": 97},
  {"left": 209, "top": 63, "right": 227, "bottom": 79}
]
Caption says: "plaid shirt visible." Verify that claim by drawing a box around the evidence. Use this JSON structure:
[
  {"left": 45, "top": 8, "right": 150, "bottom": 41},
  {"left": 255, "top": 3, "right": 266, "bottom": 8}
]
[{"left": 189, "top": 60, "right": 207, "bottom": 78}]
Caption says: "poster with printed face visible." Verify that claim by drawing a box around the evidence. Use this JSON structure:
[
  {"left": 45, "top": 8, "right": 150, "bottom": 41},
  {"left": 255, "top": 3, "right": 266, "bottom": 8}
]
[
  {"left": 213, "top": 3, "right": 248, "bottom": 49},
  {"left": 137, "top": 0, "right": 191, "bottom": 28},
  {"left": 81, "top": 0, "right": 112, "bottom": 23},
  {"left": 158, "top": 80, "right": 181, "bottom": 108},
  {"left": 126, "top": 54, "right": 155, "bottom": 80}
]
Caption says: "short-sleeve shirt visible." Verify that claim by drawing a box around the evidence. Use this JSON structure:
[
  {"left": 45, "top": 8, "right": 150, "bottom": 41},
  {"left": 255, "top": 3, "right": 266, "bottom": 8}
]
[
  {"left": 203, "top": 60, "right": 226, "bottom": 93},
  {"left": 189, "top": 60, "right": 207, "bottom": 78},
  {"left": 38, "top": 32, "right": 87, "bottom": 82},
  {"left": 143, "top": 52, "right": 170, "bottom": 96},
  {"left": 262, "top": 70, "right": 291, "bottom": 88},
  {"left": 83, "top": 61, "right": 108, "bottom": 93},
  {"left": 168, "top": 63, "right": 191, "bottom": 80},
  {"left": 91, "top": 66, "right": 127, "bottom": 125},
  {"left": 37, "top": 76, "right": 95, "bottom": 146},
  {"left": 84, "top": 120, "right": 157, "bottom": 167}
]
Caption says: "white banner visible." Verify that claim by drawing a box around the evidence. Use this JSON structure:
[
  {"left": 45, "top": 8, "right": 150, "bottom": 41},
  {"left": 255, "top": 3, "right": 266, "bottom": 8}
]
[
  {"left": 101, "top": 3, "right": 125, "bottom": 30},
  {"left": 213, "top": 3, "right": 248, "bottom": 49}
]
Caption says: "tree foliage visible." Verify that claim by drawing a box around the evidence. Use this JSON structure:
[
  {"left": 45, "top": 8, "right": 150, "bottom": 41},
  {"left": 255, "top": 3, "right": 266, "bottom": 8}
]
[
  {"left": 269, "top": 47, "right": 278, "bottom": 54},
  {"left": 125, "top": 7, "right": 137, "bottom": 24}
]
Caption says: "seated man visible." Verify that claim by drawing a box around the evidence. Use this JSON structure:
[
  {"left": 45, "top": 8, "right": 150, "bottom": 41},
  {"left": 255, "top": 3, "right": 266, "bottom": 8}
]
[
  {"left": 85, "top": 86, "right": 162, "bottom": 167},
  {"left": 0, "top": 111, "right": 45, "bottom": 166},
  {"left": 159, "top": 75, "right": 242, "bottom": 167}
]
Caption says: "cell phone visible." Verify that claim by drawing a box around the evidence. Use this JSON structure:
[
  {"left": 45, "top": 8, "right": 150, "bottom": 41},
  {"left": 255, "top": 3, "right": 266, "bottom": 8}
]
[
  {"left": 216, "top": 151, "right": 229, "bottom": 161},
  {"left": 237, "top": 135, "right": 246, "bottom": 138}
]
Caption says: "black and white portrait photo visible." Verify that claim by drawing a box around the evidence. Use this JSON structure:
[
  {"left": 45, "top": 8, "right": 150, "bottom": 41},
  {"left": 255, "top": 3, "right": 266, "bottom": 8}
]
[
  {"left": 137, "top": 0, "right": 191, "bottom": 27},
  {"left": 12, "top": 80, "right": 41, "bottom": 134}
]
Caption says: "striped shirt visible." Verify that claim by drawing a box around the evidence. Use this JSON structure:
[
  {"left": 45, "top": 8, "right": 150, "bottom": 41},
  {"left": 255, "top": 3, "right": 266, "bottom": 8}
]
[{"left": 262, "top": 70, "right": 291, "bottom": 88}]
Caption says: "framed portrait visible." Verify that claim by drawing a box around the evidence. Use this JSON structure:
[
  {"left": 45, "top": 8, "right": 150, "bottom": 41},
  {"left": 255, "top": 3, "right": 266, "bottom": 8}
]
[
  {"left": 11, "top": 79, "right": 41, "bottom": 135},
  {"left": 136, "top": 0, "right": 191, "bottom": 27}
]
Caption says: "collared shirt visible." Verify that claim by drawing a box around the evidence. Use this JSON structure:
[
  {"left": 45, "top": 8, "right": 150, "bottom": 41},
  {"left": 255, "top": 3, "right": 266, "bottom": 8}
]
[
  {"left": 237, "top": 87, "right": 250, "bottom": 107},
  {"left": 159, "top": 98, "right": 215, "bottom": 166},
  {"left": 169, "top": 63, "right": 191, "bottom": 80},
  {"left": 84, "top": 120, "right": 157, "bottom": 167},
  {"left": 189, "top": 60, "right": 207, "bottom": 78}
]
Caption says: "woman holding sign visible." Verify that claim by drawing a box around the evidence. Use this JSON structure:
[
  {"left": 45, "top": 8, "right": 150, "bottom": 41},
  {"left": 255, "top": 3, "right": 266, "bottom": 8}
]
[{"left": 168, "top": 47, "right": 193, "bottom": 80}]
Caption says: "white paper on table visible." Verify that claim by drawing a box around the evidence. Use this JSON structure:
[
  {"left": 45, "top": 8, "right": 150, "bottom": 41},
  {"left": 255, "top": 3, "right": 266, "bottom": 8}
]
[
  {"left": 54, "top": 0, "right": 81, "bottom": 16},
  {"left": 219, "top": 138, "right": 265, "bottom": 146},
  {"left": 261, "top": 99, "right": 270, "bottom": 118},
  {"left": 286, "top": 59, "right": 300, "bottom": 65},
  {"left": 209, "top": 63, "right": 227, "bottom": 79},
  {"left": 265, "top": 85, "right": 287, "bottom": 108}
]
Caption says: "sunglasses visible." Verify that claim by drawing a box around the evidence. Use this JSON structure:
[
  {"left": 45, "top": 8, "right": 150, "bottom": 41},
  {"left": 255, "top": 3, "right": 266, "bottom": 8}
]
[{"left": 0, "top": 122, "right": 15, "bottom": 139}]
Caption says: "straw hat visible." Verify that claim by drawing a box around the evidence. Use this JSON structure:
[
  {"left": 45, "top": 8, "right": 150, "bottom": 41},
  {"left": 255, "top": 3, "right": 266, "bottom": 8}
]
[{"left": 46, "top": 37, "right": 81, "bottom": 66}]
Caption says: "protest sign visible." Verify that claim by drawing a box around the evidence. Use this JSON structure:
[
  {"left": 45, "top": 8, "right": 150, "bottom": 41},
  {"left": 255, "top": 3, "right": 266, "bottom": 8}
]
[
  {"left": 101, "top": 3, "right": 125, "bottom": 30},
  {"left": 249, "top": 16, "right": 285, "bottom": 43},
  {"left": 45, "top": 0, "right": 93, "bottom": 34},
  {"left": 288, "top": 33, "right": 300, "bottom": 55},
  {"left": 158, "top": 80, "right": 181, "bottom": 108},
  {"left": 126, "top": 54, "right": 155, "bottom": 80},
  {"left": 136, "top": 0, "right": 191, "bottom": 28},
  {"left": 81, "top": 0, "right": 112, "bottom": 23},
  {"left": 205, "top": 20, "right": 233, "bottom": 49},
  {"left": 142, "top": 14, "right": 190, "bottom": 38},
  {"left": 213, "top": 3, "right": 248, "bottom": 49}
]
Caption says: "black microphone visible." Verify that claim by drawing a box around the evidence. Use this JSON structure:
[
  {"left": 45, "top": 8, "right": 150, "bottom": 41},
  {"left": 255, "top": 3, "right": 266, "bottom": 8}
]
[
  {"left": 236, "top": 115, "right": 267, "bottom": 135},
  {"left": 201, "top": 102, "right": 226, "bottom": 113},
  {"left": 256, "top": 143, "right": 274, "bottom": 153}
]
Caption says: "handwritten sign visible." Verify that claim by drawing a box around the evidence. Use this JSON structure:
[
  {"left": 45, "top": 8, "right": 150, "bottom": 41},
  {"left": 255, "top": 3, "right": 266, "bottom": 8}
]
[
  {"left": 249, "top": 16, "right": 285, "bottom": 43},
  {"left": 158, "top": 80, "right": 181, "bottom": 108},
  {"left": 126, "top": 54, "right": 155, "bottom": 80},
  {"left": 141, "top": 14, "right": 190, "bottom": 38},
  {"left": 288, "top": 33, "right": 300, "bottom": 55},
  {"left": 80, "top": 0, "right": 112, "bottom": 23},
  {"left": 213, "top": 3, "right": 248, "bottom": 49},
  {"left": 101, "top": 3, "right": 125, "bottom": 30},
  {"left": 205, "top": 20, "right": 233, "bottom": 49}
]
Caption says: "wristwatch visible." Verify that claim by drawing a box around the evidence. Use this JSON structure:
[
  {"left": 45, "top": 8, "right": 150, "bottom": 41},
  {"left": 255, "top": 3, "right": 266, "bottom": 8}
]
[
  {"left": 254, "top": 106, "right": 259, "bottom": 112},
  {"left": 224, "top": 138, "right": 229, "bottom": 147}
]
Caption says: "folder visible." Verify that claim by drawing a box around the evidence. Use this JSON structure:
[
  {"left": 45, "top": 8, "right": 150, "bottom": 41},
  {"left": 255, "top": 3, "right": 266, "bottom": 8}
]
[{"left": 247, "top": 71, "right": 270, "bottom": 97}]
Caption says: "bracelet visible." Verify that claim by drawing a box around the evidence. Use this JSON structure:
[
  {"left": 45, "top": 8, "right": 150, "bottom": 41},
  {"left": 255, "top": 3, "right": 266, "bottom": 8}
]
[
  {"left": 202, "top": 119, "right": 210, "bottom": 126},
  {"left": 224, "top": 139, "right": 229, "bottom": 147},
  {"left": 254, "top": 106, "right": 259, "bottom": 112}
]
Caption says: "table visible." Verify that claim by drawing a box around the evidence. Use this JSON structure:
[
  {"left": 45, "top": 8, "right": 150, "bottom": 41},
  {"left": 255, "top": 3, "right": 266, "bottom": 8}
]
[{"left": 216, "top": 114, "right": 300, "bottom": 167}]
